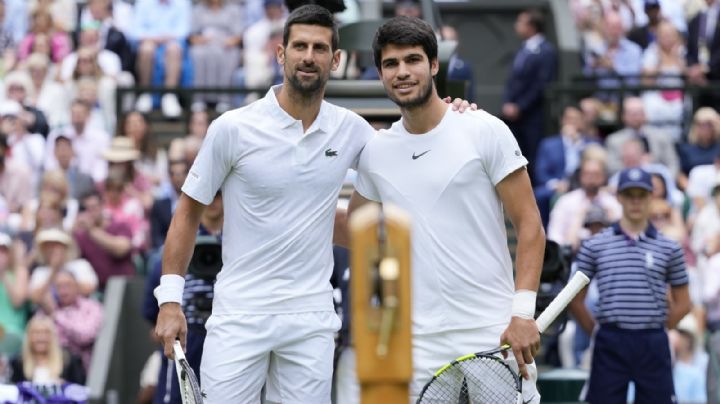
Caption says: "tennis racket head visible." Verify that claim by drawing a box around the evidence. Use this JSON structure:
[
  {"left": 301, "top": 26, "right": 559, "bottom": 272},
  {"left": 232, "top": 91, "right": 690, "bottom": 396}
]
[
  {"left": 173, "top": 341, "right": 204, "bottom": 404},
  {"left": 416, "top": 351, "right": 522, "bottom": 404}
]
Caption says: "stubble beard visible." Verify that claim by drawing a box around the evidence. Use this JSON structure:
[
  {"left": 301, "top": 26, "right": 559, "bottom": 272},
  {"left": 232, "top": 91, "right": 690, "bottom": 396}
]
[
  {"left": 388, "top": 76, "right": 434, "bottom": 109},
  {"left": 286, "top": 64, "right": 327, "bottom": 97}
]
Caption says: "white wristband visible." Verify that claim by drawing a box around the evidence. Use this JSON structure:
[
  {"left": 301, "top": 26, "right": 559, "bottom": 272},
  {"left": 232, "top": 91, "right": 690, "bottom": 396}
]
[
  {"left": 154, "top": 274, "right": 185, "bottom": 306},
  {"left": 511, "top": 290, "right": 537, "bottom": 320}
]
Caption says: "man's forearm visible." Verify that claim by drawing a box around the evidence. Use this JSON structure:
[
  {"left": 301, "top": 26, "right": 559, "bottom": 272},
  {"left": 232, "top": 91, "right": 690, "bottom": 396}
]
[
  {"left": 162, "top": 199, "right": 203, "bottom": 277},
  {"left": 513, "top": 221, "right": 545, "bottom": 292}
]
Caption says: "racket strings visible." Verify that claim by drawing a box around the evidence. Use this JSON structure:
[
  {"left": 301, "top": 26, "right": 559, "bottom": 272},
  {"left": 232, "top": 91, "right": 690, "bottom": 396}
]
[{"left": 418, "top": 356, "right": 520, "bottom": 403}]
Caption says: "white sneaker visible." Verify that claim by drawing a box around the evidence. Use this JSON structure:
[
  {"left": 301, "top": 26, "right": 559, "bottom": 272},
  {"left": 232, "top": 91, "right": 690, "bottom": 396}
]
[
  {"left": 135, "top": 93, "right": 153, "bottom": 113},
  {"left": 161, "top": 93, "right": 182, "bottom": 118}
]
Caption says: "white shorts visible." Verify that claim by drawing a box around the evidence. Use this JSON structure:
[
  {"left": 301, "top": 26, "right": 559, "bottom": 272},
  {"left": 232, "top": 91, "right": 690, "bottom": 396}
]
[
  {"left": 334, "top": 325, "right": 540, "bottom": 404},
  {"left": 200, "top": 311, "right": 341, "bottom": 404}
]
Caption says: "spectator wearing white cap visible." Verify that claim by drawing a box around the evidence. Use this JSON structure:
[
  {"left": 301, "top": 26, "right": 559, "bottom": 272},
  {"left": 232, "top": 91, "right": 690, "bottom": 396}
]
[
  {"left": 0, "top": 99, "right": 45, "bottom": 188},
  {"left": 28, "top": 228, "right": 98, "bottom": 305},
  {"left": 0, "top": 232, "right": 29, "bottom": 357}
]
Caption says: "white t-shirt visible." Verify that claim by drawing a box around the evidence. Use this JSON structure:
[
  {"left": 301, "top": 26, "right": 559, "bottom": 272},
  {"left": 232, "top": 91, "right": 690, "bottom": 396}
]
[
  {"left": 182, "top": 86, "right": 374, "bottom": 315},
  {"left": 355, "top": 107, "right": 528, "bottom": 335},
  {"left": 29, "top": 259, "right": 99, "bottom": 293}
]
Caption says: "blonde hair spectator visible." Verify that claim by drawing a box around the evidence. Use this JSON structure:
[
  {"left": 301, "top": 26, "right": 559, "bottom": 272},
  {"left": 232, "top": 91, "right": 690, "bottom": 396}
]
[
  {"left": 21, "top": 314, "right": 63, "bottom": 383},
  {"left": 688, "top": 107, "right": 720, "bottom": 145}
]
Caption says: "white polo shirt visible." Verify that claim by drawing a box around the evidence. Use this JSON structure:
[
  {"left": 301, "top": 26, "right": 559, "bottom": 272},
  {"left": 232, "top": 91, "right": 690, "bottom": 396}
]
[
  {"left": 182, "top": 86, "right": 374, "bottom": 315},
  {"left": 356, "top": 107, "right": 528, "bottom": 335}
]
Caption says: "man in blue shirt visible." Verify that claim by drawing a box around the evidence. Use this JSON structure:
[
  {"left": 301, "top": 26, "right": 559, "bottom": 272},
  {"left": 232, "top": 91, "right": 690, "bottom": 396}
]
[{"left": 570, "top": 167, "right": 691, "bottom": 403}]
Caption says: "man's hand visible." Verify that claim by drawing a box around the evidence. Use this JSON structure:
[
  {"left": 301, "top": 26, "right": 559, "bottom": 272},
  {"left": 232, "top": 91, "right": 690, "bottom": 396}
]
[
  {"left": 155, "top": 302, "right": 187, "bottom": 359},
  {"left": 443, "top": 96, "right": 478, "bottom": 112},
  {"left": 687, "top": 64, "right": 707, "bottom": 85},
  {"left": 502, "top": 103, "right": 519, "bottom": 121},
  {"left": 500, "top": 317, "right": 540, "bottom": 380}
]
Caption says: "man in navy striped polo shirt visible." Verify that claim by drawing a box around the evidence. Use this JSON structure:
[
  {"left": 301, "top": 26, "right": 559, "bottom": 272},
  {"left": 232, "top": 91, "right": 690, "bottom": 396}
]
[{"left": 570, "top": 167, "right": 691, "bottom": 404}]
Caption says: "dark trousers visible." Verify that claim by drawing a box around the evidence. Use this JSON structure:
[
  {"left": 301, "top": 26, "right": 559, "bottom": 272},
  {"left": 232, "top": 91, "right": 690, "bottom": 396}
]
[{"left": 586, "top": 325, "right": 675, "bottom": 404}]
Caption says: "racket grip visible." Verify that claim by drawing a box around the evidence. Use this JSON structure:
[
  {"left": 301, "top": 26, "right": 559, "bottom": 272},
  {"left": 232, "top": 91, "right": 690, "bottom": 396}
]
[{"left": 535, "top": 271, "right": 590, "bottom": 334}]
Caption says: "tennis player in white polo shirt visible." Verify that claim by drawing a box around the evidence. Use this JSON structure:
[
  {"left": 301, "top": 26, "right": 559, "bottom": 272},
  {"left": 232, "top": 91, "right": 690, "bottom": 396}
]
[
  {"left": 347, "top": 16, "right": 546, "bottom": 403},
  {"left": 152, "top": 5, "right": 374, "bottom": 403}
]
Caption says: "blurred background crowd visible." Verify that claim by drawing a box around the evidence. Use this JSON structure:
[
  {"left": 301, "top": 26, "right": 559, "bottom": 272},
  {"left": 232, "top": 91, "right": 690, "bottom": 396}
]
[{"left": 0, "top": 0, "right": 718, "bottom": 402}]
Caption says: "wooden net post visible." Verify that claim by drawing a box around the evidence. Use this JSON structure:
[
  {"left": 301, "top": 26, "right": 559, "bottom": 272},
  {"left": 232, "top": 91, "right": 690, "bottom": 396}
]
[{"left": 350, "top": 203, "right": 412, "bottom": 404}]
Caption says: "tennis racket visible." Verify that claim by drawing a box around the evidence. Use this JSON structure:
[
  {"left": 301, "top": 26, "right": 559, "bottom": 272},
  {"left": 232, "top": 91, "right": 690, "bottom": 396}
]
[
  {"left": 173, "top": 340, "right": 204, "bottom": 404},
  {"left": 416, "top": 271, "right": 591, "bottom": 404}
]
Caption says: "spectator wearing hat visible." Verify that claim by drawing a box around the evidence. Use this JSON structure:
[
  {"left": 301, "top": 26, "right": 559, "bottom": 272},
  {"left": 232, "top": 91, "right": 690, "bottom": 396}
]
[
  {"left": 131, "top": 0, "right": 191, "bottom": 118},
  {"left": 44, "top": 99, "right": 110, "bottom": 183},
  {"left": 73, "top": 190, "right": 135, "bottom": 290},
  {"left": 677, "top": 107, "right": 720, "bottom": 184},
  {"left": 51, "top": 135, "right": 95, "bottom": 201},
  {"left": 3, "top": 70, "right": 49, "bottom": 138},
  {"left": 0, "top": 232, "right": 29, "bottom": 357},
  {"left": 0, "top": 99, "right": 45, "bottom": 188},
  {"left": 29, "top": 228, "right": 98, "bottom": 306},
  {"left": 0, "top": 134, "right": 34, "bottom": 215},
  {"left": 103, "top": 135, "right": 154, "bottom": 212},
  {"left": 628, "top": 0, "right": 662, "bottom": 50},
  {"left": 570, "top": 167, "right": 691, "bottom": 403},
  {"left": 41, "top": 269, "right": 103, "bottom": 372}
]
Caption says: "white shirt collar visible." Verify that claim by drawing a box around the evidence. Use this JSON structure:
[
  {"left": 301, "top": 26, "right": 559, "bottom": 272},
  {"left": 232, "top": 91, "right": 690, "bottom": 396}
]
[
  {"left": 525, "top": 34, "right": 545, "bottom": 52},
  {"left": 264, "top": 85, "right": 331, "bottom": 135}
]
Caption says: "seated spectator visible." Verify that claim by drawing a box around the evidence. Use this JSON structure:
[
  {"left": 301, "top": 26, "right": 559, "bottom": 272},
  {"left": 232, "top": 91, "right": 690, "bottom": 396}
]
[
  {"left": 121, "top": 111, "right": 166, "bottom": 188},
  {"left": 649, "top": 198, "right": 686, "bottom": 243},
  {"left": 103, "top": 136, "right": 154, "bottom": 210},
  {"left": 101, "top": 170, "right": 149, "bottom": 253},
  {"left": 9, "top": 313, "right": 85, "bottom": 384},
  {"left": 605, "top": 96, "right": 679, "bottom": 176},
  {"left": 547, "top": 155, "right": 621, "bottom": 251},
  {"left": 0, "top": 233, "right": 29, "bottom": 357},
  {"left": 25, "top": 52, "right": 68, "bottom": 129},
  {"left": 81, "top": 0, "right": 135, "bottom": 74},
  {"left": 0, "top": 100, "right": 44, "bottom": 188},
  {"left": 2, "top": 0, "right": 27, "bottom": 45},
  {"left": 132, "top": 0, "right": 192, "bottom": 118},
  {"left": 44, "top": 99, "right": 110, "bottom": 184},
  {"left": 189, "top": 0, "right": 243, "bottom": 112},
  {"left": 0, "top": 0, "right": 17, "bottom": 73},
  {"left": 686, "top": 0, "right": 720, "bottom": 106},
  {"left": 534, "top": 106, "right": 597, "bottom": 226},
  {"left": 640, "top": 20, "right": 686, "bottom": 140},
  {"left": 19, "top": 170, "right": 79, "bottom": 233},
  {"left": 42, "top": 269, "right": 102, "bottom": 372},
  {"left": 0, "top": 135, "right": 34, "bottom": 215},
  {"left": 3, "top": 70, "right": 50, "bottom": 138},
  {"left": 579, "top": 97, "right": 604, "bottom": 140},
  {"left": 187, "top": 109, "right": 209, "bottom": 139},
  {"left": 28, "top": 0, "right": 78, "bottom": 33},
  {"left": 691, "top": 178, "right": 720, "bottom": 264},
  {"left": 670, "top": 328, "right": 707, "bottom": 403},
  {"left": 17, "top": 9, "right": 71, "bottom": 64},
  {"left": 29, "top": 228, "right": 98, "bottom": 303},
  {"left": 73, "top": 190, "right": 135, "bottom": 290},
  {"left": 686, "top": 152, "right": 720, "bottom": 215},
  {"left": 583, "top": 12, "right": 642, "bottom": 93},
  {"left": 677, "top": 107, "right": 720, "bottom": 187},
  {"left": 51, "top": 135, "right": 96, "bottom": 201},
  {"left": 150, "top": 159, "right": 188, "bottom": 249}
]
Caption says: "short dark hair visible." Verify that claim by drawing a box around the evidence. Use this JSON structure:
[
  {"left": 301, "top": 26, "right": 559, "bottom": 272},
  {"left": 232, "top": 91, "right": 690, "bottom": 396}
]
[
  {"left": 373, "top": 16, "right": 437, "bottom": 70},
  {"left": 283, "top": 4, "right": 339, "bottom": 51},
  {"left": 524, "top": 9, "right": 545, "bottom": 34}
]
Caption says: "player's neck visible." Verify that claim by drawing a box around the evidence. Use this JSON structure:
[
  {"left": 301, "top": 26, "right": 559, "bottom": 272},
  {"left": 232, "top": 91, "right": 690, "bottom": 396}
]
[
  {"left": 619, "top": 217, "right": 649, "bottom": 238},
  {"left": 276, "top": 84, "right": 324, "bottom": 132},
  {"left": 400, "top": 96, "right": 448, "bottom": 135}
]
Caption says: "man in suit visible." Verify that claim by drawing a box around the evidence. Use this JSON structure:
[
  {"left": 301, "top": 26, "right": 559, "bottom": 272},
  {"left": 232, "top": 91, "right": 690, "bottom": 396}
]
[
  {"left": 627, "top": 0, "right": 662, "bottom": 50},
  {"left": 534, "top": 106, "right": 597, "bottom": 227},
  {"left": 605, "top": 96, "right": 680, "bottom": 177},
  {"left": 502, "top": 9, "right": 558, "bottom": 180},
  {"left": 150, "top": 159, "right": 189, "bottom": 249},
  {"left": 687, "top": 0, "right": 720, "bottom": 108}
]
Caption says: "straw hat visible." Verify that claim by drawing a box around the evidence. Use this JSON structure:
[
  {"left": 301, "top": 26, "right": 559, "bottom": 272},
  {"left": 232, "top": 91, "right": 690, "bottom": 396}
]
[
  {"left": 102, "top": 136, "right": 140, "bottom": 163},
  {"left": 36, "top": 228, "right": 73, "bottom": 246}
]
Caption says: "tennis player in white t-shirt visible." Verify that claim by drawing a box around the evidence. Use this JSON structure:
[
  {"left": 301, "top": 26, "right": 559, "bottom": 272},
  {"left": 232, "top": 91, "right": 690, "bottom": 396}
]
[
  {"left": 347, "top": 16, "right": 546, "bottom": 403},
  {"left": 152, "top": 6, "right": 375, "bottom": 403}
]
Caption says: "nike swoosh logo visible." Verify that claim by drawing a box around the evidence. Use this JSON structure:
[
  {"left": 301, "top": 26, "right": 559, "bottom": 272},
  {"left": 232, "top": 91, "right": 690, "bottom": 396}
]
[{"left": 412, "top": 150, "right": 430, "bottom": 160}]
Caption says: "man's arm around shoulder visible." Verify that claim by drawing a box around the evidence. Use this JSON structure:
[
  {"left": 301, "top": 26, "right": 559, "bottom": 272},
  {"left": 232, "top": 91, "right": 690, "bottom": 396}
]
[{"left": 154, "top": 193, "right": 205, "bottom": 358}]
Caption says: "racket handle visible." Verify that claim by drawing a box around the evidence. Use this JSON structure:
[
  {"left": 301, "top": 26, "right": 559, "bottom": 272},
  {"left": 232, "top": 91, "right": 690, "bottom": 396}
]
[{"left": 535, "top": 271, "right": 590, "bottom": 334}]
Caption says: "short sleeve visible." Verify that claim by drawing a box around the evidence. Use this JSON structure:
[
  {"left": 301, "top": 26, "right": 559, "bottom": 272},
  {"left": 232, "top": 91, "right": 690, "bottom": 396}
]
[
  {"left": 29, "top": 267, "right": 50, "bottom": 292},
  {"left": 347, "top": 114, "right": 375, "bottom": 171},
  {"left": 354, "top": 148, "right": 381, "bottom": 202},
  {"left": 67, "top": 259, "right": 99, "bottom": 290},
  {"left": 574, "top": 239, "right": 597, "bottom": 280},
  {"left": 666, "top": 242, "right": 689, "bottom": 287},
  {"left": 182, "top": 116, "right": 237, "bottom": 205},
  {"left": 482, "top": 115, "right": 529, "bottom": 185}
]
